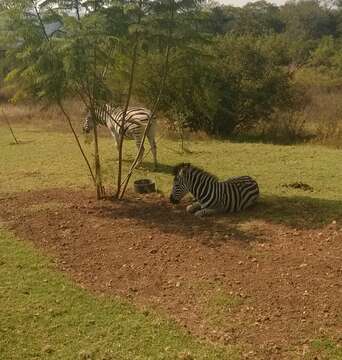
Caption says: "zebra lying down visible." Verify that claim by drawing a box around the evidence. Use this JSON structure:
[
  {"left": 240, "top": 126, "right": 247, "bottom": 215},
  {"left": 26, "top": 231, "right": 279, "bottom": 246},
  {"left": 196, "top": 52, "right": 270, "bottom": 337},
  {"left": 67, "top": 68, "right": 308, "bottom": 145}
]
[
  {"left": 83, "top": 105, "right": 157, "bottom": 167},
  {"left": 170, "top": 163, "right": 259, "bottom": 217}
]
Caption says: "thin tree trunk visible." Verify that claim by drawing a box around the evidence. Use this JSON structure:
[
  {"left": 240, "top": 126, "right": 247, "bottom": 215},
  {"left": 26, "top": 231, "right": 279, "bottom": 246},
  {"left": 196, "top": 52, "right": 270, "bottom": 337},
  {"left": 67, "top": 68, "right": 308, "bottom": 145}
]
[
  {"left": 31, "top": 0, "right": 49, "bottom": 41},
  {"left": 32, "top": 0, "right": 104, "bottom": 199},
  {"left": 118, "top": 0, "right": 174, "bottom": 199},
  {"left": 180, "top": 124, "right": 184, "bottom": 153},
  {"left": 115, "top": 0, "right": 143, "bottom": 198},
  {"left": 2, "top": 109, "right": 19, "bottom": 144},
  {"left": 75, "top": 0, "right": 81, "bottom": 21},
  {"left": 92, "top": 120, "right": 105, "bottom": 199},
  {"left": 91, "top": 36, "right": 105, "bottom": 199},
  {"left": 58, "top": 101, "right": 96, "bottom": 186}
]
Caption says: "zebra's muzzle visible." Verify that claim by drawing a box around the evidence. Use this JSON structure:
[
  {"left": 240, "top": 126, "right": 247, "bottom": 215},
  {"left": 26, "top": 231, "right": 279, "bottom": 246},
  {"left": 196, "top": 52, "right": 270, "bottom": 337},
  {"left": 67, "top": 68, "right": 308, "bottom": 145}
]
[{"left": 169, "top": 194, "right": 179, "bottom": 204}]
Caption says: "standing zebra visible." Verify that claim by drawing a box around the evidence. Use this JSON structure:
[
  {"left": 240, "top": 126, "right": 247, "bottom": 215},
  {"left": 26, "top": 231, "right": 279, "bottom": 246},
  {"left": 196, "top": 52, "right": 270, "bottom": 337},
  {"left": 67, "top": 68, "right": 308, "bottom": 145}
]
[
  {"left": 83, "top": 105, "right": 157, "bottom": 168},
  {"left": 170, "top": 163, "right": 259, "bottom": 217}
]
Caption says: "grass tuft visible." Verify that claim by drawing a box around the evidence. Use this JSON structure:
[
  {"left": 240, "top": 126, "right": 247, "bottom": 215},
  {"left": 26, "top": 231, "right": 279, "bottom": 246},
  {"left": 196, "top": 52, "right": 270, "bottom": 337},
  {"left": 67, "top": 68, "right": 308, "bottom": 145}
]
[
  {"left": 304, "top": 338, "right": 342, "bottom": 360},
  {"left": 204, "top": 291, "right": 243, "bottom": 328}
]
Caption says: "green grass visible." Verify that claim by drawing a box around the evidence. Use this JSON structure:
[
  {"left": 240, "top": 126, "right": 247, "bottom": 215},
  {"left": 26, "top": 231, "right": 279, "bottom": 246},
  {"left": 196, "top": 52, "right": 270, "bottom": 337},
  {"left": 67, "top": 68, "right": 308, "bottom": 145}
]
[
  {"left": 1, "top": 125, "right": 341, "bottom": 227},
  {"left": 209, "top": 292, "right": 243, "bottom": 311},
  {"left": 204, "top": 291, "right": 243, "bottom": 328},
  {"left": 0, "top": 228, "right": 238, "bottom": 360},
  {"left": 304, "top": 338, "right": 342, "bottom": 360}
]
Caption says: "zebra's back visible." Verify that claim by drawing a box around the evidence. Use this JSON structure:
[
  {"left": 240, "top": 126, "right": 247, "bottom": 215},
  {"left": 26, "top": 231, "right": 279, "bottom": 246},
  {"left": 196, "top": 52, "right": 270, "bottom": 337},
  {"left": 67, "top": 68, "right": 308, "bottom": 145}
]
[
  {"left": 108, "top": 106, "right": 153, "bottom": 139},
  {"left": 107, "top": 107, "right": 155, "bottom": 140},
  {"left": 221, "top": 176, "right": 259, "bottom": 212}
]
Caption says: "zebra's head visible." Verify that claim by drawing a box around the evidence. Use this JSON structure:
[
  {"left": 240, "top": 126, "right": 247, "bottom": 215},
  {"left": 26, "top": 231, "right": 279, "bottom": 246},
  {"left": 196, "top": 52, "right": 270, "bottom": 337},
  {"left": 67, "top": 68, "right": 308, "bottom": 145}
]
[
  {"left": 170, "top": 163, "right": 191, "bottom": 204},
  {"left": 82, "top": 111, "right": 95, "bottom": 134}
]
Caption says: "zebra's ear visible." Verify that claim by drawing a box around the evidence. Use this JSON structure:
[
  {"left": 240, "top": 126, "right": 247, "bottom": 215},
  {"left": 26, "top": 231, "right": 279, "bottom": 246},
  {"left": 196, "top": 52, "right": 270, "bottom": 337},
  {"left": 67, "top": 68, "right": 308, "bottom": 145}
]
[
  {"left": 173, "top": 162, "right": 191, "bottom": 177},
  {"left": 179, "top": 163, "right": 191, "bottom": 176}
]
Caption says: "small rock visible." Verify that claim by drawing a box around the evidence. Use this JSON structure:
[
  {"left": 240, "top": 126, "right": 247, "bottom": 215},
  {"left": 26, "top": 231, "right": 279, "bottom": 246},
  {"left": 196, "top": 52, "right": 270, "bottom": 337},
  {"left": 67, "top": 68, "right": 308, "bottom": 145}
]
[
  {"left": 302, "top": 344, "right": 309, "bottom": 356},
  {"left": 78, "top": 350, "right": 93, "bottom": 360},
  {"left": 243, "top": 350, "right": 256, "bottom": 359},
  {"left": 319, "top": 327, "right": 327, "bottom": 334},
  {"left": 178, "top": 352, "right": 194, "bottom": 360},
  {"left": 42, "top": 345, "right": 54, "bottom": 353}
]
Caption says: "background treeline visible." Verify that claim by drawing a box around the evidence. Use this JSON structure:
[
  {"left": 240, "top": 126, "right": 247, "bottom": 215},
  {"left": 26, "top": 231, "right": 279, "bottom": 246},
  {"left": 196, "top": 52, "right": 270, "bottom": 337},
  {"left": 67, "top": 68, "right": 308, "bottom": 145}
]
[{"left": 0, "top": 0, "right": 342, "bottom": 145}]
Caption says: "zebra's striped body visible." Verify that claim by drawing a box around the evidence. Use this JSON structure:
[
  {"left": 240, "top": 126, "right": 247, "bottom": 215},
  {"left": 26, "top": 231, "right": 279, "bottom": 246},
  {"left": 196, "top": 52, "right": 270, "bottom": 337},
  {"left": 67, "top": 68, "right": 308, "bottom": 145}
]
[
  {"left": 170, "top": 163, "right": 259, "bottom": 217},
  {"left": 83, "top": 105, "right": 157, "bottom": 167}
]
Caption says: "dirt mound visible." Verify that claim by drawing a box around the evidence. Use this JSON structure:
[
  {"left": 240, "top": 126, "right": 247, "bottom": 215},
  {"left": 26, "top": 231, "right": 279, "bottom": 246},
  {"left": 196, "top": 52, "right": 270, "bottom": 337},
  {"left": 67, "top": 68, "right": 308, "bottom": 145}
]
[{"left": 1, "top": 189, "right": 341, "bottom": 359}]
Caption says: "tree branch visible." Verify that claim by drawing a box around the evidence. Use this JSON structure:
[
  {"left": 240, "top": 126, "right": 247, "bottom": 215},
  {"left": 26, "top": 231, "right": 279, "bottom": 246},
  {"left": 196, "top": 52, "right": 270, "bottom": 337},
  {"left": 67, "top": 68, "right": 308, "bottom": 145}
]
[{"left": 1, "top": 108, "right": 20, "bottom": 144}]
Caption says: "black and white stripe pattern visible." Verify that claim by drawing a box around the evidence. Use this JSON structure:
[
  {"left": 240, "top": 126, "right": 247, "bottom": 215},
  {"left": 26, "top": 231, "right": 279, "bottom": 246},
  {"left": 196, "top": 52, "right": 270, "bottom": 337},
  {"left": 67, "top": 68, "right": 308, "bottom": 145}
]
[
  {"left": 83, "top": 104, "right": 157, "bottom": 167},
  {"left": 170, "top": 163, "right": 259, "bottom": 217}
]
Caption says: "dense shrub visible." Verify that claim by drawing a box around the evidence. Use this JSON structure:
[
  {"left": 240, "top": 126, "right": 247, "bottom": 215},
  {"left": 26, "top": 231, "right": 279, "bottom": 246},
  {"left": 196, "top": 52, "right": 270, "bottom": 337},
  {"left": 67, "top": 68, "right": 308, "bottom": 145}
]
[{"left": 138, "top": 35, "right": 299, "bottom": 136}]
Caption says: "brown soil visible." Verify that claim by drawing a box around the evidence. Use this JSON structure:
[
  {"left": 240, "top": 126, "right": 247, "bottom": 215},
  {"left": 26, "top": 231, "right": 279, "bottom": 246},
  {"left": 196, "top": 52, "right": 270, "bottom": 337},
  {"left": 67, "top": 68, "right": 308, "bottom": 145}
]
[{"left": 1, "top": 189, "right": 341, "bottom": 359}]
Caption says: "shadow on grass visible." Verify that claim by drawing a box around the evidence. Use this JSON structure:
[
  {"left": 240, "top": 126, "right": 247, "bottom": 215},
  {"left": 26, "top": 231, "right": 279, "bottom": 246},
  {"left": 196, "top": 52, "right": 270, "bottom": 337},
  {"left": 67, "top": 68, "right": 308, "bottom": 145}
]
[
  {"left": 228, "top": 132, "right": 317, "bottom": 146},
  {"left": 8, "top": 140, "right": 35, "bottom": 146},
  {"left": 238, "top": 195, "right": 342, "bottom": 228},
  {"left": 102, "top": 158, "right": 174, "bottom": 175},
  {"left": 143, "top": 161, "right": 174, "bottom": 174}
]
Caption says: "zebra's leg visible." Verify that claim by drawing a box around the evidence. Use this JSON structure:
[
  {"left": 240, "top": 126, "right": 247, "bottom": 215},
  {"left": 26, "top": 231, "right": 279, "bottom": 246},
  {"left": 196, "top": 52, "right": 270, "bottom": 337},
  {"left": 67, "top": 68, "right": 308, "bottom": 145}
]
[
  {"left": 194, "top": 208, "right": 221, "bottom": 217},
  {"left": 186, "top": 202, "right": 201, "bottom": 214},
  {"left": 110, "top": 129, "right": 120, "bottom": 157},
  {"left": 135, "top": 140, "right": 145, "bottom": 167},
  {"left": 147, "top": 133, "right": 157, "bottom": 169}
]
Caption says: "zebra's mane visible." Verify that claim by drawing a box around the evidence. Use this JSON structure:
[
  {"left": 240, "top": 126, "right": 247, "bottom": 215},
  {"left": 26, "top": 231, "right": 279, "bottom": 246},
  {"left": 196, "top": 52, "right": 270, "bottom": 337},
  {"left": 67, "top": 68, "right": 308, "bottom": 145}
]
[{"left": 173, "top": 163, "right": 218, "bottom": 180}]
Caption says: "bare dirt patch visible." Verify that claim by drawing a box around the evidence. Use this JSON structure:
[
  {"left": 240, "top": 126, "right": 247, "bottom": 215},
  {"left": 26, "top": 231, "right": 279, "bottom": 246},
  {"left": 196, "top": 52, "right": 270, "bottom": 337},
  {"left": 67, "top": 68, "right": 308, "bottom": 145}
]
[{"left": 1, "top": 189, "right": 341, "bottom": 359}]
